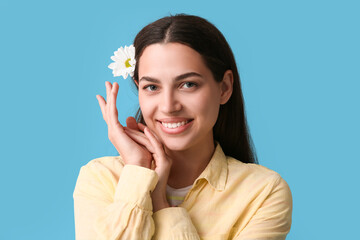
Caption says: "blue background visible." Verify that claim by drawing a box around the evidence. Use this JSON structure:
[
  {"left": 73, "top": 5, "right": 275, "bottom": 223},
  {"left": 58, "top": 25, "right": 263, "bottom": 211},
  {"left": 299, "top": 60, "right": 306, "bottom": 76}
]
[{"left": 1, "top": 0, "right": 359, "bottom": 239}]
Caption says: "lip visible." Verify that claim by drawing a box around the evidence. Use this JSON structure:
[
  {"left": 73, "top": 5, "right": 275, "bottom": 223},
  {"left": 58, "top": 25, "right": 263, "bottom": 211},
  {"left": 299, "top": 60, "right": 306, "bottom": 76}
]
[
  {"left": 157, "top": 117, "right": 193, "bottom": 123},
  {"left": 157, "top": 118, "right": 193, "bottom": 134}
]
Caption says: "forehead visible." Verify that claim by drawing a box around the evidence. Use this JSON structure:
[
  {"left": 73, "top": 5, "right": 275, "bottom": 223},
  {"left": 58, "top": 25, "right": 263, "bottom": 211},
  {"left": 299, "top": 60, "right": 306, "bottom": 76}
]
[{"left": 138, "top": 43, "right": 210, "bottom": 78}]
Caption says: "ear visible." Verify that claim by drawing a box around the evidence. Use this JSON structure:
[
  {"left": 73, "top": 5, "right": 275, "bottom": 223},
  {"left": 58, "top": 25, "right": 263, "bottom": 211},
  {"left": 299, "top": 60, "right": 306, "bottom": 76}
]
[{"left": 220, "top": 70, "right": 234, "bottom": 105}]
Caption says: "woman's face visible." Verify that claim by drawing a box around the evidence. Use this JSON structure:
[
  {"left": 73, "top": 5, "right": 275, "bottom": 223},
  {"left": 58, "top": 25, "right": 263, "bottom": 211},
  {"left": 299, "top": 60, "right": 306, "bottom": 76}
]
[{"left": 138, "top": 43, "right": 225, "bottom": 152}]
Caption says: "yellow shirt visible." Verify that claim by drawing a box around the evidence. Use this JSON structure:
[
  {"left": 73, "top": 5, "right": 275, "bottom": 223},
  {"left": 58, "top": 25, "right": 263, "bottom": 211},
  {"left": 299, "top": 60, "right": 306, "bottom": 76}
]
[{"left": 73, "top": 144, "right": 292, "bottom": 240}]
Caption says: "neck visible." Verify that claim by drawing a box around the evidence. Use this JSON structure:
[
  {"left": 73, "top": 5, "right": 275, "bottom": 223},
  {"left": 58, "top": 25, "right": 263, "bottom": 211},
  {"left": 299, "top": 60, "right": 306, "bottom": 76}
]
[{"left": 165, "top": 137, "right": 215, "bottom": 189}]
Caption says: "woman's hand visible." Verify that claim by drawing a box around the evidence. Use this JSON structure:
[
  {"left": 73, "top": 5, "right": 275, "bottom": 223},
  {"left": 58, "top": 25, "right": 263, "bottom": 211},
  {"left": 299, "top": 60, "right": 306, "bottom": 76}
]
[
  {"left": 125, "top": 124, "right": 172, "bottom": 212},
  {"left": 96, "top": 81, "right": 152, "bottom": 168},
  {"left": 97, "top": 81, "right": 171, "bottom": 211}
]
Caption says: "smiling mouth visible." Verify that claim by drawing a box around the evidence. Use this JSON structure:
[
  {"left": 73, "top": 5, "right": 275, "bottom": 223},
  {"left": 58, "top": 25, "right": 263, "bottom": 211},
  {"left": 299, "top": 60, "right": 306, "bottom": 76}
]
[{"left": 158, "top": 119, "right": 193, "bottom": 129}]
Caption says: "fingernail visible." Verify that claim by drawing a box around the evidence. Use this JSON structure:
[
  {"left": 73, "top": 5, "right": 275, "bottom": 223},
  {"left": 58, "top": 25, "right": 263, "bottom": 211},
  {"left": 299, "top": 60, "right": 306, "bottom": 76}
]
[{"left": 145, "top": 127, "right": 151, "bottom": 134}]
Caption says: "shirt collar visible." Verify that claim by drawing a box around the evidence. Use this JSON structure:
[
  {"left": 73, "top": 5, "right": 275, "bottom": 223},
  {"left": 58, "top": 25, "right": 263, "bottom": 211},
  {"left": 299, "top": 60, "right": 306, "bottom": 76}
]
[{"left": 195, "top": 143, "right": 228, "bottom": 191}]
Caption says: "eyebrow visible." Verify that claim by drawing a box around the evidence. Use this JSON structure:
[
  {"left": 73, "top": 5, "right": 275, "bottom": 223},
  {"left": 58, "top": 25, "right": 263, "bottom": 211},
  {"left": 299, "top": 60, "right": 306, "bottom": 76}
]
[{"left": 139, "top": 72, "right": 203, "bottom": 83}]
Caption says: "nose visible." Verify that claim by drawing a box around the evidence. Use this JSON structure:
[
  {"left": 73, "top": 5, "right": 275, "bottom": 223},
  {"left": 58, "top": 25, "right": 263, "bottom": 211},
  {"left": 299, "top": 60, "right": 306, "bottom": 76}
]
[{"left": 159, "top": 89, "right": 182, "bottom": 114}]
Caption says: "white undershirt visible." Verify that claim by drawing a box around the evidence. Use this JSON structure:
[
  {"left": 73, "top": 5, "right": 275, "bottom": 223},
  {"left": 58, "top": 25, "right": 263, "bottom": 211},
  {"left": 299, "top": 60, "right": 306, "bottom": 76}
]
[{"left": 166, "top": 184, "right": 193, "bottom": 207}]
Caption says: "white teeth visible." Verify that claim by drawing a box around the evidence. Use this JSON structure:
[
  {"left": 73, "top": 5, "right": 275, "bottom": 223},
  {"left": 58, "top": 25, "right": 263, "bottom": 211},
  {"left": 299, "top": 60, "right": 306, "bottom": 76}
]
[{"left": 161, "top": 121, "right": 189, "bottom": 129}]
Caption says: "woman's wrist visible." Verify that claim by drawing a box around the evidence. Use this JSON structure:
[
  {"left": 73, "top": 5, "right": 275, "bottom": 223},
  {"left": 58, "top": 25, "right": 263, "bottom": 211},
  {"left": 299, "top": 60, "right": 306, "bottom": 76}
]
[
  {"left": 151, "top": 192, "right": 170, "bottom": 212},
  {"left": 152, "top": 200, "right": 170, "bottom": 212}
]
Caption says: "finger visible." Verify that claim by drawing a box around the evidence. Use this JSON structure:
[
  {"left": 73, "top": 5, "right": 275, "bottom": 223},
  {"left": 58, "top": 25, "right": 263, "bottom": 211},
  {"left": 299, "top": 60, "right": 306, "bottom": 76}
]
[
  {"left": 96, "top": 95, "right": 107, "bottom": 123},
  {"left": 138, "top": 122, "right": 146, "bottom": 132},
  {"left": 144, "top": 127, "right": 166, "bottom": 158},
  {"left": 105, "top": 81, "right": 112, "bottom": 124},
  {"left": 105, "top": 81, "right": 112, "bottom": 102},
  {"left": 150, "top": 160, "right": 156, "bottom": 170},
  {"left": 126, "top": 116, "right": 139, "bottom": 131},
  {"left": 145, "top": 128, "right": 172, "bottom": 177},
  {"left": 109, "top": 82, "right": 122, "bottom": 128},
  {"left": 106, "top": 82, "right": 130, "bottom": 149},
  {"left": 124, "top": 128, "right": 155, "bottom": 153}
]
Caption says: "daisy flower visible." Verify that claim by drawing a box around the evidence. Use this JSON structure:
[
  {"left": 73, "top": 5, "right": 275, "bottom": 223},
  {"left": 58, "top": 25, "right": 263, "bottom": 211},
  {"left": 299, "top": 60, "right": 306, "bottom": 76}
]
[{"left": 108, "top": 45, "right": 136, "bottom": 79}]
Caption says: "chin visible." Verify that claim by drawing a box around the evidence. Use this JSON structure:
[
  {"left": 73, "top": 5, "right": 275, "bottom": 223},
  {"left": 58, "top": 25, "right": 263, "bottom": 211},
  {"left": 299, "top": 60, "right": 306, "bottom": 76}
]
[{"left": 158, "top": 136, "right": 195, "bottom": 153}]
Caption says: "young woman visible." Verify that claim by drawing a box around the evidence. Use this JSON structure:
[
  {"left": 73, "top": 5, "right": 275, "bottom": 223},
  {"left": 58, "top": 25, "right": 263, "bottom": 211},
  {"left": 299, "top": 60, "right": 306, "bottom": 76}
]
[{"left": 73, "top": 14, "right": 292, "bottom": 240}]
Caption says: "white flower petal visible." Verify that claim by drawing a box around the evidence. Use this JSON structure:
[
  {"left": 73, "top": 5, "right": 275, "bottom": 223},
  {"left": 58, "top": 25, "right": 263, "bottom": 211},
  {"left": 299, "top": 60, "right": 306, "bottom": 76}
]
[
  {"left": 109, "top": 44, "right": 136, "bottom": 78},
  {"left": 110, "top": 56, "right": 118, "bottom": 61},
  {"left": 108, "top": 62, "right": 116, "bottom": 69}
]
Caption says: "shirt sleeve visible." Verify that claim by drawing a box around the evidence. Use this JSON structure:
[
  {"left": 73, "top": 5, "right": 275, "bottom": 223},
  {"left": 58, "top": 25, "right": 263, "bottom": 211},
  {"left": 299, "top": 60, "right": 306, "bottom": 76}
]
[
  {"left": 234, "top": 175, "right": 293, "bottom": 240},
  {"left": 152, "top": 207, "right": 200, "bottom": 240},
  {"left": 73, "top": 163, "right": 158, "bottom": 240}
]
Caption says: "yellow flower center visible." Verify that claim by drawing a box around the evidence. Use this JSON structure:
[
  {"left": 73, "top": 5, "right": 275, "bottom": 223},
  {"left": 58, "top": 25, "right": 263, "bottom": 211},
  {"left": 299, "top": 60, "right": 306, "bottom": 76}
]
[{"left": 125, "top": 58, "right": 131, "bottom": 68}]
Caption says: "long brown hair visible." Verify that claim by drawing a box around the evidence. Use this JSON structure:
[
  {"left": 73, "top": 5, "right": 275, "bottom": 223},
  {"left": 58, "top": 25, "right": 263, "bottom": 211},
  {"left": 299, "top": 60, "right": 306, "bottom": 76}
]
[{"left": 132, "top": 14, "right": 258, "bottom": 164}]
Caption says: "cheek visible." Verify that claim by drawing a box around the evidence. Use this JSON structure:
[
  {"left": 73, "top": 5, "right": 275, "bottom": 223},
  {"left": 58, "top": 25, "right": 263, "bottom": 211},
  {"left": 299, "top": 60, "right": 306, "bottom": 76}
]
[
  {"left": 139, "top": 95, "right": 153, "bottom": 124},
  {"left": 193, "top": 89, "right": 221, "bottom": 122}
]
